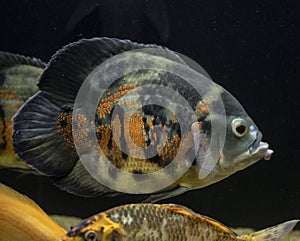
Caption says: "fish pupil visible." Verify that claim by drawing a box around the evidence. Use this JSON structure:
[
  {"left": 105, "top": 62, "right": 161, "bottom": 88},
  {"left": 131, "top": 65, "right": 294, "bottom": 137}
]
[
  {"left": 236, "top": 124, "right": 246, "bottom": 134},
  {"left": 87, "top": 232, "right": 97, "bottom": 241}
]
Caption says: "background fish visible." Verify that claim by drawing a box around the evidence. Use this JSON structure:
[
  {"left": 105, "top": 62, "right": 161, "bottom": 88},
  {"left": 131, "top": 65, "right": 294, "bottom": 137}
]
[
  {"left": 0, "top": 52, "right": 45, "bottom": 171},
  {"left": 12, "top": 37, "right": 273, "bottom": 202},
  {"left": 0, "top": 182, "right": 66, "bottom": 241},
  {"left": 61, "top": 203, "right": 298, "bottom": 241}
]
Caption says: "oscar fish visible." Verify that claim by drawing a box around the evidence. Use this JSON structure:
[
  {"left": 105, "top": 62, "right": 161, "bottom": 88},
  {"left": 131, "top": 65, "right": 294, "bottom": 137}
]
[
  {"left": 0, "top": 182, "right": 66, "bottom": 241},
  {"left": 61, "top": 203, "right": 298, "bottom": 241},
  {"left": 0, "top": 51, "right": 45, "bottom": 170},
  {"left": 12, "top": 37, "right": 273, "bottom": 202}
]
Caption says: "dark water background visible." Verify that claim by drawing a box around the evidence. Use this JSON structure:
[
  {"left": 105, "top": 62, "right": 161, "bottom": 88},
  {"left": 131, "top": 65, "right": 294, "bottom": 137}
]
[{"left": 0, "top": 0, "right": 299, "bottom": 230}]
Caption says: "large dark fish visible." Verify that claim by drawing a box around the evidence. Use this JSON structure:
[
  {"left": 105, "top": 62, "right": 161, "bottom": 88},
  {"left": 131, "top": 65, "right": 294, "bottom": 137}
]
[
  {"left": 61, "top": 203, "right": 298, "bottom": 241},
  {"left": 0, "top": 52, "right": 45, "bottom": 170},
  {"left": 12, "top": 38, "right": 273, "bottom": 202}
]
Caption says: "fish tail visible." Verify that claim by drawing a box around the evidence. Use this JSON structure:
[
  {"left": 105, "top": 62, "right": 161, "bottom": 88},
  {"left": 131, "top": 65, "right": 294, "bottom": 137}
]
[
  {"left": 238, "top": 220, "right": 299, "bottom": 241},
  {"left": 13, "top": 91, "right": 116, "bottom": 196},
  {"left": 13, "top": 91, "right": 78, "bottom": 177}
]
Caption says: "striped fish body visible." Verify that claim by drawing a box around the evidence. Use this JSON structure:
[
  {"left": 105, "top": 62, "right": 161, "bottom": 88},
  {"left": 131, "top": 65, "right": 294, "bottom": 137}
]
[
  {"left": 104, "top": 204, "right": 237, "bottom": 241},
  {"left": 62, "top": 203, "right": 298, "bottom": 241}
]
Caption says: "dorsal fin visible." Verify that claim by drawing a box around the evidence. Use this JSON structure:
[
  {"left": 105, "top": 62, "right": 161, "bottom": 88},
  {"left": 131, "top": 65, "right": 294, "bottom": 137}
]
[
  {"left": 163, "top": 204, "right": 236, "bottom": 235},
  {"left": 0, "top": 51, "right": 46, "bottom": 69},
  {"left": 162, "top": 203, "right": 198, "bottom": 215},
  {"left": 38, "top": 38, "right": 166, "bottom": 102},
  {"left": 37, "top": 37, "right": 189, "bottom": 103}
]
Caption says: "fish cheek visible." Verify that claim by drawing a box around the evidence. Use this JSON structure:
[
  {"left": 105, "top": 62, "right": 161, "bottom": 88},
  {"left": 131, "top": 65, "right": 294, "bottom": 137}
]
[
  {"left": 222, "top": 121, "right": 255, "bottom": 167},
  {"left": 105, "top": 229, "right": 125, "bottom": 241},
  {"left": 220, "top": 127, "right": 245, "bottom": 166}
]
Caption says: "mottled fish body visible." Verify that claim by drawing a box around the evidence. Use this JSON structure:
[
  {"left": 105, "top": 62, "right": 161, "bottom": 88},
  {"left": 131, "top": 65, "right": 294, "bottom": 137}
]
[
  {"left": 0, "top": 52, "right": 45, "bottom": 169},
  {"left": 61, "top": 203, "right": 298, "bottom": 241},
  {"left": 12, "top": 38, "right": 273, "bottom": 201}
]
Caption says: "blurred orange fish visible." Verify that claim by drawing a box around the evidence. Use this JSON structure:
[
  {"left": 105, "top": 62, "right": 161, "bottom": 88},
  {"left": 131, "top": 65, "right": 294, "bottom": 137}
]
[{"left": 0, "top": 182, "right": 66, "bottom": 241}]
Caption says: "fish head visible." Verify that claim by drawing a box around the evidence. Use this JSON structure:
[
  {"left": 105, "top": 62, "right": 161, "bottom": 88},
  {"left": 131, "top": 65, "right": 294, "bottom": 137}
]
[
  {"left": 217, "top": 90, "right": 273, "bottom": 172},
  {"left": 60, "top": 213, "right": 125, "bottom": 241},
  {"left": 220, "top": 115, "right": 273, "bottom": 171}
]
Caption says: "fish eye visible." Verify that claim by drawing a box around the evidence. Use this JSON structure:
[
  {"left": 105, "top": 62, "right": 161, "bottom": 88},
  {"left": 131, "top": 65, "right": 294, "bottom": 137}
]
[
  {"left": 231, "top": 118, "right": 248, "bottom": 137},
  {"left": 84, "top": 230, "right": 99, "bottom": 241}
]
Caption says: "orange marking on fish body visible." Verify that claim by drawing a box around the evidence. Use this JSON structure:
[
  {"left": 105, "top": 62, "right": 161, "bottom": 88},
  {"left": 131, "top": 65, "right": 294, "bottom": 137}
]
[
  {"left": 129, "top": 112, "right": 147, "bottom": 148},
  {"left": 0, "top": 87, "right": 19, "bottom": 100},
  {"left": 97, "top": 101, "right": 112, "bottom": 118},
  {"left": 113, "top": 93, "right": 118, "bottom": 103},
  {"left": 147, "top": 116, "right": 155, "bottom": 129},
  {"left": 96, "top": 124, "right": 112, "bottom": 157},
  {"left": 121, "top": 157, "right": 161, "bottom": 173},
  {"left": 64, "top": 213, "right": 125, "bottom": 241},
  {"left": 196, "top": 100, "right": 209, "bottom": 115},
  {"left": 56, "top": 112, "right": 74, "bottom": 148},
  {"left": 0, "top": 118, "right": 14, "bottom": 155},
  {"left": 191, "top": 121, "right": 202, "bottom": 132},
  {"left": 158, "top": 134, "right": 180, "bottom": 163}
]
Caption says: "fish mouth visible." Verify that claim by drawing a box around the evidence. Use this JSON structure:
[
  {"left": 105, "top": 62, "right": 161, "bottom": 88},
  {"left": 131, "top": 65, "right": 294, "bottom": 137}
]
[
  {"left": 249, "top": 131, "right": 263, "bottom": 152},
  {"left": 248, "top": 132, "right": 273, "bottom": 160}
]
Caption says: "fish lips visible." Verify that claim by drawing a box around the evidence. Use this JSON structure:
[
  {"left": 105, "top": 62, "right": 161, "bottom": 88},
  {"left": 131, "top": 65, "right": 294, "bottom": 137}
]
[{"left": 248, "top": 131, "right": 273, "bottom": 160}]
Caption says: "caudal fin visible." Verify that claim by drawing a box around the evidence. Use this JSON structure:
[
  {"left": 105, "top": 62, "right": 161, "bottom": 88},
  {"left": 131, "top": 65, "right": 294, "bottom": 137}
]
[
  {"left": 238, "top": 220, "right": 299, "bottom": 241},
  {"left": 13, "top": 91, "right": 79, "bottom": 177}
]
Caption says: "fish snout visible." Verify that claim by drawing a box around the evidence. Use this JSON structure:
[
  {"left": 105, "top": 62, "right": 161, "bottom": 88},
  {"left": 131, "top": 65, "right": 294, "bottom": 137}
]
[
  {"left": 263, "top": 146, "right": 273, "bottom": 160},
  {"left": 249, "top": 132, "right": 273, "bottom": 161},
  {"left": 250, "top": 140, "right": 274, "bottom": 161}
]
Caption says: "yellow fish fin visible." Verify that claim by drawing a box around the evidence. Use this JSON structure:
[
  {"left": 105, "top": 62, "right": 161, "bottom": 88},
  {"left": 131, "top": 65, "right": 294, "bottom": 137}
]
[
  {"left": 0, "top": 182, "right": 66, "bottom": 240},
  {"left": 238, "top": 220, "right": 299, "bottom": 241},
  {"left": 0, "top": 182, "right": 44, "bottom": 212},
  {"left": 162, "top": 203, "right": 198, "bottom": 215},
  {"left": 163, "top": 204, "right": 235, "bottom": 235}
]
